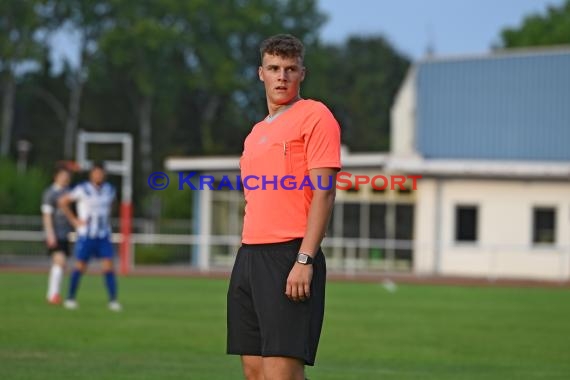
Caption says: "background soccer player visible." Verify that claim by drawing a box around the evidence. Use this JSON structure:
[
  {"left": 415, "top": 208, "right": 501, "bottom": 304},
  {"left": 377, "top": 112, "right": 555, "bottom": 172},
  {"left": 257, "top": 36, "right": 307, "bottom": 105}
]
[
  {"left": 58, "top": 162, "right": 122, "bottom": 311},
  {"left": 41, "top": 165, "right": 73, "bottom": 305},
  {"left": 227, "top": 34, "right": 341, "bottom": 380}
]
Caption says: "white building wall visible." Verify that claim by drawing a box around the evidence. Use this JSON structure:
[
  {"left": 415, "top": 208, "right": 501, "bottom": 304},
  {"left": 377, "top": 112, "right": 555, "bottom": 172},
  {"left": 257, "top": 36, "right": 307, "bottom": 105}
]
[
  {"left": 414, "top": 178, "right": 570, "bottom": 281},
  {"left": 413, "top": 179, "right": 438, "bottom": 274},
  {"left": 390, "top": 68, "right": 418, "bottom": 157}
]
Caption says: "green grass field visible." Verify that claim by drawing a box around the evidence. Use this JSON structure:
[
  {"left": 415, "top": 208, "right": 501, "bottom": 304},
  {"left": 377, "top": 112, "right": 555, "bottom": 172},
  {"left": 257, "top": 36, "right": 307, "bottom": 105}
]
[{"left": 1, "top": 273, "right": 569, "bottom": 379}]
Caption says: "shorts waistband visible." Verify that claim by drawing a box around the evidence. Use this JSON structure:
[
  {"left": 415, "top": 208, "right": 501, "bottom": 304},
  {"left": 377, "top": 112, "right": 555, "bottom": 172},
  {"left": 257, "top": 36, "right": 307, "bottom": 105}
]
[{"left": 241, "top": 238, "right": 303, "bottom": 251}]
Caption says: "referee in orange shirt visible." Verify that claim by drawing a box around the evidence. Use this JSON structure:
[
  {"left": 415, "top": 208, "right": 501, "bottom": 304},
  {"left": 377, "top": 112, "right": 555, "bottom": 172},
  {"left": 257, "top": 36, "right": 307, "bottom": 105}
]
[{"left": 227, "top": 34, "right": 341, "bottom": 380}]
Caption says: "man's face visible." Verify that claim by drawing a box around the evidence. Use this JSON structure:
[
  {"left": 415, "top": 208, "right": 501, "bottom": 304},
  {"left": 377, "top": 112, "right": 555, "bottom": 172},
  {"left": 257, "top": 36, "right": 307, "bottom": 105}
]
[
  {"left": 55, "top": 170, "right": 71, "bottom": 187},
  {"left": 258, "top": 53, "right": 305, "bottom": 106},
  {"left": 90, "top": 167, "right": 105, "bottom": 186}
]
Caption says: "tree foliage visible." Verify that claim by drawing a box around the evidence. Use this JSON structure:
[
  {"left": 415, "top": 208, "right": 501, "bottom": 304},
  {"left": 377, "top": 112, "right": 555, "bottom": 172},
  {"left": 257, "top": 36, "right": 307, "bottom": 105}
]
[
  {"left": 0, "top": 0, "right": 50, "bottom": 69},
  {"left": 0, "top": 158, "right": 48, "bottom": 215},
  {"left": 1, "top": 0, "right": 412, "bottom": 216},
  {"left": 304, "top": 36, "right": 410, "bottom": 151},
  {"left": 0, "top": 0, "right": 54, "bottom": 157},
  {"left": 500, "top": 0, "right": 570, "bottom": 47}
]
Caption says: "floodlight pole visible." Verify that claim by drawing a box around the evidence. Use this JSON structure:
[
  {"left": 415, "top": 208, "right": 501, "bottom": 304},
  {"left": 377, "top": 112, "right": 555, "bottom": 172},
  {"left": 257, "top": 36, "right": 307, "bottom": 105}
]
[{"left": 76, "top": 130, "right": 133, "bottom": 275}]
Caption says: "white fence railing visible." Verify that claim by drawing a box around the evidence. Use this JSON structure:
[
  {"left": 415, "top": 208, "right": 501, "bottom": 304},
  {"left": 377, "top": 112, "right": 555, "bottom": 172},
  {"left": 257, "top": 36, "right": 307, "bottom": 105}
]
[
  {"left": 0, "top": 230, "right": 413, "bottom": 272},
  {"left": 2, "top": 229, "right": 570, "bottom": 282}
]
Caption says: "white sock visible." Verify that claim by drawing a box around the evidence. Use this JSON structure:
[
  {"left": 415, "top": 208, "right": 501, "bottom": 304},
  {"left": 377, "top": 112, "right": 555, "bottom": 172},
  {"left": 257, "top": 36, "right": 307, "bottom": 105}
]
[{"left": 47, "top": 265, "right": 63, "bottom": 299}]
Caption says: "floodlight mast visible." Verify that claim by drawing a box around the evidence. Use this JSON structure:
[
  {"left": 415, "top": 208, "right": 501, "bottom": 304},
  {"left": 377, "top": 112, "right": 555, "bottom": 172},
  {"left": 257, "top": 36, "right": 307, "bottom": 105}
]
[{"left": 76, "top": 130, "right": 133, "bottom": 275}]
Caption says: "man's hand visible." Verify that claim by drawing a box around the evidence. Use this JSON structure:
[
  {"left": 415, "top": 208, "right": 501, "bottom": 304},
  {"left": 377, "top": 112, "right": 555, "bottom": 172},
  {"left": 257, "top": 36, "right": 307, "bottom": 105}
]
[
  {"left": 46, "top": 234, "right": 57, "bottom": 248},
  {"left": 72, "top": 219, "right": 86, "bottom": 230},
  {"left": 285, "top": 262, "right": 313, "bottom": 302},
  {"left": 58, "top": 194, "right": 83, "bottom": 231}
]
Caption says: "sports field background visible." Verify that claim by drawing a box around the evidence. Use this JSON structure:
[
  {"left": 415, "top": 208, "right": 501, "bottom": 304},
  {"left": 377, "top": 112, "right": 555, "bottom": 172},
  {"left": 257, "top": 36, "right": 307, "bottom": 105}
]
[{"left": 1, "top": 273, "right": 569, "bottom": 379}]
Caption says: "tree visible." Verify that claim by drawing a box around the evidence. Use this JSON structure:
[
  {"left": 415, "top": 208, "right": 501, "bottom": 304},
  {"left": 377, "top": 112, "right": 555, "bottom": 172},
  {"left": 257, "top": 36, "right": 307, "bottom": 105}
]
[
  {"left": 94, "top": 0, "right": 326, "bottom": 199},
  {"left": 3, "top": 0, "right": 330, "bottom": 212},
  {"left": 500, "top": 0, "right": 570, "bottom": 47},
  {"left": 177, "top": 0, "right": 326, "bottom": 154},
  {"left": 95, "top": 1, "right": 191, "bottom": 192},
  {"left": 0, "top": 0, "right": 49, "bottom": 157},
  {"left": 55, "top": 0, "right": 114, "bottom": 159},
  {"left": 304, "top": 36, "right": 410, "bottom": 151}
]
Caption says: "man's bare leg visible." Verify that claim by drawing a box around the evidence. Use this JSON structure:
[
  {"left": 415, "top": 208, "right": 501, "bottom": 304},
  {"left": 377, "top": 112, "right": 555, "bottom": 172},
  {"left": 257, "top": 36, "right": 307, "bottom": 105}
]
[
  {"left": 47, "top": 251, "right": 66, "bottom": 303},
  {"left": 263, "top": 356, "right": 304, "bottom": 380},
  {"left": 241, "top": 355, "right": 264, "bottom": 380}
]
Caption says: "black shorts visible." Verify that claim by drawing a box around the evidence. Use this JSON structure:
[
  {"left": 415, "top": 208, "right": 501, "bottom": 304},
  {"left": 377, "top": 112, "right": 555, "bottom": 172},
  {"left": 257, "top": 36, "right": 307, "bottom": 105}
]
[
  {"left": 227, "top": 238, "right": 326, "bottom": 366},
  {"left": 47, "top": 240, "right": 70, "bottom": 257}
]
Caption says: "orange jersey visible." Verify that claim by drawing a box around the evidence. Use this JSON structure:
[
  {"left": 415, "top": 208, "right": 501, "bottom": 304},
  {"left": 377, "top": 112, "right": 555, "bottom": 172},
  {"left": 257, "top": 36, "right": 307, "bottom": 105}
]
[{"left": 240, "top": 99, "right": 341, "bottom": 244}]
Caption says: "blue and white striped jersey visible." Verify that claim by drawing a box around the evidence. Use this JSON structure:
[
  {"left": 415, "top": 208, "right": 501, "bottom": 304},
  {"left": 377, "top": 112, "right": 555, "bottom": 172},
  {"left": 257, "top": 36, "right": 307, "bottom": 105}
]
[{"left": 69, "top": 181, "right": 116, "bottom": 239}]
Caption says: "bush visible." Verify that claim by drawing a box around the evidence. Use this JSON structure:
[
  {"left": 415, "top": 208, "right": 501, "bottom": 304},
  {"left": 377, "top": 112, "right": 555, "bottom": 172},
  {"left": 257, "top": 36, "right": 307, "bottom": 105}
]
[
  {"left": 134, "top": 244, "right": 192, "bottom": 264},
  {"left": 142, "top": 171, "right": 193, "bottom": 219},
  {"left": 0, "top": 159, "right": 50, "bottom": 215}
]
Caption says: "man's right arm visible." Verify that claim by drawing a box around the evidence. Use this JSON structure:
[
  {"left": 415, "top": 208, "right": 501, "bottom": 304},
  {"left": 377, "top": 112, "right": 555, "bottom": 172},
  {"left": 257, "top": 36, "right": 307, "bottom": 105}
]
[
  {"left": 58, "top": 193, "right": 82, "bottom": 229},
  {"left": 41, "top": 191, "right": 57, "bottom": 247},
  {"left": 41, "top": 209, "right": 57, "bottom": 247}
]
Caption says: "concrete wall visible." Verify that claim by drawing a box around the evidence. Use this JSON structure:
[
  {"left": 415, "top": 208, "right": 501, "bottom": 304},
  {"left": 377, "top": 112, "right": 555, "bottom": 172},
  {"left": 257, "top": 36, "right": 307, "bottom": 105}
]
[
  {"left": 391, "top": 68, "right": 418, "bottom": 157},
  {"left": 414, "top": 178, "right": 570, "bottom": 281}
]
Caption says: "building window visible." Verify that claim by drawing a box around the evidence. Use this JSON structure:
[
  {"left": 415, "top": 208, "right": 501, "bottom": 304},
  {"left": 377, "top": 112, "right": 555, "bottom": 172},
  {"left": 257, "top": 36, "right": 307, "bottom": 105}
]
[
  {"left": 395, "top": 204, "right": 414, "bottom": 240},
  {"left": 533, "top": 207, "right": 556, "bottom": 244},
  {"left": 343, "top": 203, "right": 360, "bottom": 238},
  {"left": 369, "top": 204, "right": 386, "bottom": 239},
  {"left": 455, "top": 205, "right": 477, "bottom": 242}
]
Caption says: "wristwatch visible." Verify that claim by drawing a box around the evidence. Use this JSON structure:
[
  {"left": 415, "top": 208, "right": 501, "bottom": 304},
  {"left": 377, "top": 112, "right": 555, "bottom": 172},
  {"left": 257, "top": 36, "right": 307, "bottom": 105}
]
[{"left": 296, "top": 253, "right": 314, "bottom": 265}]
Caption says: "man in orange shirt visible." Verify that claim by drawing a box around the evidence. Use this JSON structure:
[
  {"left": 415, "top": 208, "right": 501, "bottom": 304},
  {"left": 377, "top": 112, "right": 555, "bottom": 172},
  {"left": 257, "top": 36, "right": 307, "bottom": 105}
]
[{"left": 227, "top": 34, "right": 341, "bottom": 380}]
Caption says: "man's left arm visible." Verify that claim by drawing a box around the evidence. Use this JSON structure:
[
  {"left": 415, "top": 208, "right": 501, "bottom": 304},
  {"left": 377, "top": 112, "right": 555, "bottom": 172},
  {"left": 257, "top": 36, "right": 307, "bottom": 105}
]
[{"left": 285, "top": 167, "right": 337, "bottom": 302}]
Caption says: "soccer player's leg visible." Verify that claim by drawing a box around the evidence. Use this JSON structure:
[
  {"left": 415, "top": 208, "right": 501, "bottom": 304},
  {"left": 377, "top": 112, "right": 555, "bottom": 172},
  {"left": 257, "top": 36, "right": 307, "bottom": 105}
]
[
  {"left": 263, "top": 357, "right": 305, "bottom": 380},
  {"left": 252, "top": 243, "right": 326, "bottom": 378},
  {"left": 47, "top": 250, "right": 66, "bottom": 305},
  {"left": 227, "top": 247, "right": 264, "bottom": 377},
  {"left": 65, "top": 237, "right": 91, "bottom": 309},
  {"left": 98, "top": 238, "right": 121, "bottom": 311},
  {"left": 46, "top": 240, "right": 70, "bottom": 305},
  {"left": 240, "top": 356, "right": 264, "bottom": 380}
]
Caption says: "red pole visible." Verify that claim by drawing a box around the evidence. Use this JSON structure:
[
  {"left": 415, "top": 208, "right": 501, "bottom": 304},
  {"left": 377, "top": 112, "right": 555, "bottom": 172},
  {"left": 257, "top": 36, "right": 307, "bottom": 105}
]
[{"left": 119, "top": 202, "right": 132, "bottom": 275}]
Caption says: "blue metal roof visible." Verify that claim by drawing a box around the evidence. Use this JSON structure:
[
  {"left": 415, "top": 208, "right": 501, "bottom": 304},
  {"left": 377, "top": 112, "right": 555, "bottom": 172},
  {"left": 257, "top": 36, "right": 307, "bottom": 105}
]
[{"left": 416, "top": 49, "right": 570, "bottom": 161}]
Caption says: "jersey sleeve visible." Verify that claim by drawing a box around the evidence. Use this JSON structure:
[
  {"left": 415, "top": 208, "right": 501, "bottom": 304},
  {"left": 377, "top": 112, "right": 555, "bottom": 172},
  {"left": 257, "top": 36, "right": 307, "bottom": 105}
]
[
  {"left": 302, "top": 102, "right": 342, "bottom": 171},
  {"left": 69, "top": 184, "right": 85, "bottom": 201}
]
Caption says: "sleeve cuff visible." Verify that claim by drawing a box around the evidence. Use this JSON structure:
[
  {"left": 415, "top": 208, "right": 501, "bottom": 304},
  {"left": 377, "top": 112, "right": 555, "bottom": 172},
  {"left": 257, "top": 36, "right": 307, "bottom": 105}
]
[
  {"left": 307, "top": 162, "right": 342, "bottom": 170},
  {"left": 41, "top": 205, "right": 54, "bottom": 214}
]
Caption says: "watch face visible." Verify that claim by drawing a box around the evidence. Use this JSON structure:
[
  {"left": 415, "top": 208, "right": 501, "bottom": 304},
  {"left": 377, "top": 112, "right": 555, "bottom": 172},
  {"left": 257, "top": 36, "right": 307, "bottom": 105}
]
[{"left": 298, "top": 254, "right": 308, "bottom": 264}]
